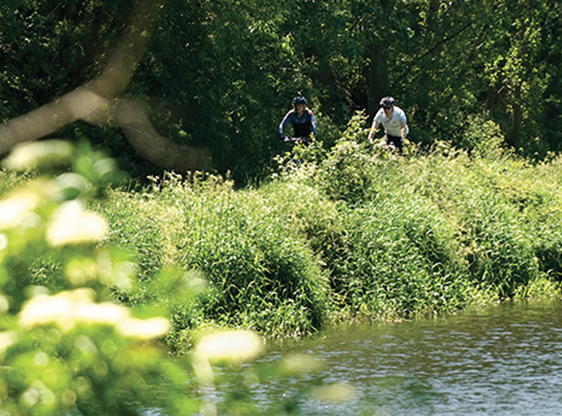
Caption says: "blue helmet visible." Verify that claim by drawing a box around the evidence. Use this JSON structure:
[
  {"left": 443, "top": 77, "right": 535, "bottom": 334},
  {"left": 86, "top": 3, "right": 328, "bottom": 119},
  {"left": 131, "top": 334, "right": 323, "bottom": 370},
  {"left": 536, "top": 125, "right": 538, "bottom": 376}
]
[
  {"left": 293, "top": 96, "right": 307, "bottom": 105},
  {"left": 379, "top": 96, "right": 395, "bottom": 108}
]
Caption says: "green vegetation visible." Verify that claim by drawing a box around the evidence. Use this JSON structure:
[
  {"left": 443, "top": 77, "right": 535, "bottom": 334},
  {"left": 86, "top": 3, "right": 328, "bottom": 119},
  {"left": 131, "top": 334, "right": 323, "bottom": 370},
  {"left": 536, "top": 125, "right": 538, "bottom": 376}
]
[
  {"left": 0, "top": 141, "right": 320, "bottom": 416},
  {"left": 2, "top": 1, "right": 562, "bottom": 413},
  {"left": 93, "top": 112, "right": 562, "bottom": 349},
  {"left": 1, "top": 118, "right": 562, "bottom": 414},
  {"left": 0, "top": 142, "right": 196, "bottom": 415},
  {"left": 2, "top": 0, "right": 562, "bottom": 182}
]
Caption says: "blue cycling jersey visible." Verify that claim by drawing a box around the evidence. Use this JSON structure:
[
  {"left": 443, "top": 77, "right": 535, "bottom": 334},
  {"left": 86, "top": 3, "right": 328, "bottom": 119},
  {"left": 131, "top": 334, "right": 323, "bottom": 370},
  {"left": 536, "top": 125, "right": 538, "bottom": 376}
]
[{"left": 279, "top": 109, "right": 317, "bottom": 138}]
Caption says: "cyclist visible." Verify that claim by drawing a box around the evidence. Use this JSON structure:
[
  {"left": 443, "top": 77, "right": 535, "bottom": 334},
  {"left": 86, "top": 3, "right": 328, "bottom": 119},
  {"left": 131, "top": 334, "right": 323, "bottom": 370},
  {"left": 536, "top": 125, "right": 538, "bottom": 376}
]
[
  {"left": 278, "top": 96, "right": 317, "bottom": 144},
  {"left": 368, "top": 96, "right": 409, "bottom": 153}
]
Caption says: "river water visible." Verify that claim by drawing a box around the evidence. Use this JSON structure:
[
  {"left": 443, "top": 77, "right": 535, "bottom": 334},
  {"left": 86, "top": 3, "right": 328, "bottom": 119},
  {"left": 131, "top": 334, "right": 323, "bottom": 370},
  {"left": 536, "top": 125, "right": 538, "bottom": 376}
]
[{"left": 245, "top": 299, "right": 562, "bottom": 416}]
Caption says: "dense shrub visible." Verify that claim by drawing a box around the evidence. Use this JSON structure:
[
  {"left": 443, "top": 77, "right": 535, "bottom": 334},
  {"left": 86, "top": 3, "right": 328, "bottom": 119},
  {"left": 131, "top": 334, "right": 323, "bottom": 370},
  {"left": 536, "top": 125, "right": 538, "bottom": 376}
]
[
  {"left": 98, "top": 173, "right": 328, "bottom": 339},
  {"left": 96, "top": 121, "right": 562, "bottom": 338},
  {"left": 0, "top": 142, "right": 197, "bottom": 415}
]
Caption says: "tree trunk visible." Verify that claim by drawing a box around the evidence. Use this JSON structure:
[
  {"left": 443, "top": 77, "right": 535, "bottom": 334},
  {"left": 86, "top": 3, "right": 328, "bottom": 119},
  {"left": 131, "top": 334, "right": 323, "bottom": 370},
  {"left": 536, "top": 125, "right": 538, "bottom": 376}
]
[
  {"left": 368, "top": 39, "right": 384, "bottom": 117},
  {"left": 506, "top": 82, "right": 521, "bottom": 147},
  {"left": 368, "top": 0, "right": 391, "bottom": 117}
]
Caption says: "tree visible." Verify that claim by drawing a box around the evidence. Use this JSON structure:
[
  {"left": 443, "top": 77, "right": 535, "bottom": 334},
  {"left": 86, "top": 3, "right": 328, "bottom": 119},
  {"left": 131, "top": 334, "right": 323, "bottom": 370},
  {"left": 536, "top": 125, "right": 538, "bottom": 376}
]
[
  {"left": 0, "top": 0, "right": 223, "bottom": 174},
  {"left": 2, "top": 0, "right": 562, "bottom": 184}
]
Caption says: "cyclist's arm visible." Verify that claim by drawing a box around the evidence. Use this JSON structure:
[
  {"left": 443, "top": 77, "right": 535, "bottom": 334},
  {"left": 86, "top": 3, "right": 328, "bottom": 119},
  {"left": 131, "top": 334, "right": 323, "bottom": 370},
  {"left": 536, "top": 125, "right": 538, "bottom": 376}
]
[
  {"left": 368, "top": 119, "right": 380, "bottom": 141},
  {"left": 279, "top": 111, "right": 293, "bottom": 138},
  {"left": 310, "top": 111, "right": 318, "bottom": 138}
]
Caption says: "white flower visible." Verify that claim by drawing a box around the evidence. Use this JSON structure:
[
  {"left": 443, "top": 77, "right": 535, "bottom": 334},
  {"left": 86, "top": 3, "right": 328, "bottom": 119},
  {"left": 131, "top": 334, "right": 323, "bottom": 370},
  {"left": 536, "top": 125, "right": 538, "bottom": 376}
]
[
  {"left": 46, "top": 201, "right": 108, "bottom": 247},
  {"left": 18, "top": 289, "right": 130, "bottom": 331},
  {"left": 195, "top": 330, "right": 263, "bottom": 364},
  {"left": 0, "top": 331, "right": 18, "bottom": 355},
  {"left": 18, "top": 289, "right": 95, "bottom": 331},
  {"left": 18, "top": 289, "right": 169, "bottom": 340},
  {"left": 116, "top": 317, "right": 170, "bottom": 340},
  {"left": 0, "top": 233, "right": 8, "bottom": 251},
  {"left": 2, "top": 140, "right": 74, "bottom": 171},
  {"left": 0, "top": 194, "right": 38, "bottom": 230},
  {"left": 75, "top": 302, "right": 130, "bottom": 326}
]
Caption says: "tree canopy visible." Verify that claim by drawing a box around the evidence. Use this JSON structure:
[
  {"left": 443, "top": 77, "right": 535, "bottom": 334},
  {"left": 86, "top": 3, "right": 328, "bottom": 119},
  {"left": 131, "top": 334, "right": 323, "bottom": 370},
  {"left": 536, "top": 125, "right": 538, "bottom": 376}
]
[{"left": 1, "top": 0, "right": 561, "bottom": 182}]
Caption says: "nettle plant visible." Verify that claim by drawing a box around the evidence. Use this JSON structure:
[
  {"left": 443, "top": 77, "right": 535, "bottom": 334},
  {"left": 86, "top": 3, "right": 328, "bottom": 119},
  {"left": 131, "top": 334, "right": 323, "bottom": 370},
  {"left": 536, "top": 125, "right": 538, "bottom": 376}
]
[{"left": 0, "top": 141, "right": 246, "bottom": 416}]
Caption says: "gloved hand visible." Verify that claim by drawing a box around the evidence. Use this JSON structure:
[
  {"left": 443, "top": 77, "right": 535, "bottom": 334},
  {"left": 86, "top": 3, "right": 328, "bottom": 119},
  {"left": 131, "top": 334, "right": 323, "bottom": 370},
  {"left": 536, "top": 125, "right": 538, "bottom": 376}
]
[{"left": 278, "top": 134, "right": 286, "bottom": 142}]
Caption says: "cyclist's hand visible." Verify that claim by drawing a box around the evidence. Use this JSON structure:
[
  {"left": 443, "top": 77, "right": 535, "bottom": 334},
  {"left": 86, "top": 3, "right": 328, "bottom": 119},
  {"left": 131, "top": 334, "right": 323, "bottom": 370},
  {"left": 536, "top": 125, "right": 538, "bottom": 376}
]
[{"left": 278, "top": 134, "right": 285, "bottom": 142}]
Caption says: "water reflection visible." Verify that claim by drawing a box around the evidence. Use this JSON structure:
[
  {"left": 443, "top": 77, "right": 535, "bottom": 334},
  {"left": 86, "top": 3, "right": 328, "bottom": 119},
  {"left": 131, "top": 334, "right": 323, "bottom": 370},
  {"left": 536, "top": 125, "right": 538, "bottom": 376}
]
[{"left": 256, "top": 300, "right": 562, "bottom": 415}]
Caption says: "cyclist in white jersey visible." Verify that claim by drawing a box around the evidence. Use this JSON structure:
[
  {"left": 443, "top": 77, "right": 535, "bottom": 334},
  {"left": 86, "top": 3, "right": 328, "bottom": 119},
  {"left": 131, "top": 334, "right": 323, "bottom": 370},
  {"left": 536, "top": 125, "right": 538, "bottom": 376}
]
[{"left": 368, "top": 96, "right": 409, "bottom": 153}]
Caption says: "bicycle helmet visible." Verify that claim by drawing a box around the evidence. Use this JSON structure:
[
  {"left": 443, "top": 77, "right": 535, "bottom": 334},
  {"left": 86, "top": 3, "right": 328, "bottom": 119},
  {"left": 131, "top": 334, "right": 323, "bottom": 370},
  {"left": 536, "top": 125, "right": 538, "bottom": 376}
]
[
  {"left": 293, "top": 96, "right": 307, "bottom": 105},
  {"left": 379, "top": 96, "right": 395, "bottom": 108}
]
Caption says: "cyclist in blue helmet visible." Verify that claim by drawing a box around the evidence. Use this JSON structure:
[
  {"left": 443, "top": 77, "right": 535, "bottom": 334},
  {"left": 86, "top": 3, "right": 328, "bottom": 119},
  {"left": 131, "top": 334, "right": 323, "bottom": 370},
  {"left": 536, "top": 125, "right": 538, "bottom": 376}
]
[
  {"left": 368, "top": 96, "right": 409, "bottom": 153},
  {"left": 279, "top": 96, "right": 317, "bottom": 143}
]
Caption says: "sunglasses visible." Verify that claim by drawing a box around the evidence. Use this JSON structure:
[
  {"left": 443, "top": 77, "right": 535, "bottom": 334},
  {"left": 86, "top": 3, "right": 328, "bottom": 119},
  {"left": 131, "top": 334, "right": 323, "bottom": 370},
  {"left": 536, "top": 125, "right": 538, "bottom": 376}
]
[{"left": 383, "top": 106, "right": 392, "bottom": 110}]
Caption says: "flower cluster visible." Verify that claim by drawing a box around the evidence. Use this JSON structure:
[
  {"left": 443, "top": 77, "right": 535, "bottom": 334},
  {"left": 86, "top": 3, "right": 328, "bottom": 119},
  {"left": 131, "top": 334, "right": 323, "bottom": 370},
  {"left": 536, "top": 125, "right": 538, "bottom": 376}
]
[{"left": 19, "top": 288, "right": 170, "bottom": 340}]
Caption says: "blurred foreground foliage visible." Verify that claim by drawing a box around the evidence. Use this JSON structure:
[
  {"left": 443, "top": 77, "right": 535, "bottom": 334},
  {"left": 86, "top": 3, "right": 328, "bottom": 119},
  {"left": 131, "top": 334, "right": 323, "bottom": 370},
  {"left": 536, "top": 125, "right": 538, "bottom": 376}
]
[
  {"left": 1, "top": 141, "right": 317, "bottom": 416},
  {"left": 0, "top": 141, "right": 195, "bottom": 415}
]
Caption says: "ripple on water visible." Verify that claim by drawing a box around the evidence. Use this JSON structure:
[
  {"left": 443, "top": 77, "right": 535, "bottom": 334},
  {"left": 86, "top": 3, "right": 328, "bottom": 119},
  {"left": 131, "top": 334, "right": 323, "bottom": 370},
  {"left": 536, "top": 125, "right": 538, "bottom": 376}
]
[{"left": 253, "top": 300, "right": 562, "bottom": 416}]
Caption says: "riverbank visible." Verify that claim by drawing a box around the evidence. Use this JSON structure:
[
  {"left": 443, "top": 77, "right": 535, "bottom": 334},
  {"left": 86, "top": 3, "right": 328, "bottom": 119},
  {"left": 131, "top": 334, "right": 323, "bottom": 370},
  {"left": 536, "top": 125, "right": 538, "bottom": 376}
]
[{"left": 95, "top": 115, "right": 562, "bottom": 351}]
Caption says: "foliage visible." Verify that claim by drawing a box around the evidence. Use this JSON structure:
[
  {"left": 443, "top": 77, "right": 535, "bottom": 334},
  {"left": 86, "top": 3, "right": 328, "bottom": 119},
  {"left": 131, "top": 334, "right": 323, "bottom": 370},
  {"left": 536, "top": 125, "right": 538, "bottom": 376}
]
[
  {"left": 1, "top": 142, "right": 292, "bottom": 416},
  {"left": 295, "top": 125, "right": 560, "bottom": 317},
  {"left": 2, "top": 0, "right": 562, "bottom": 185},
  {"left": 316, "top": 111, "right": 376, "bottom": 203},
  {"left": 2, "top": 129, "right": 562, "bottom": 414},
  {"left": 0, "top": 142, "right": 190, "bottom": 415},
  {"left": 2, "top": 0, "right": 562, "bottom": 410},
  {"left": 96, "top": 121, "right": 562, "bottom": 339},
  {"left": 457, "top": 115, "right": 506, "bottom": 157},
  {"left": 0, "top": 0, "right": 131, "bottom": 120},
  {"left": 96, "top": 172, "right": 329, "bottom": 340}
]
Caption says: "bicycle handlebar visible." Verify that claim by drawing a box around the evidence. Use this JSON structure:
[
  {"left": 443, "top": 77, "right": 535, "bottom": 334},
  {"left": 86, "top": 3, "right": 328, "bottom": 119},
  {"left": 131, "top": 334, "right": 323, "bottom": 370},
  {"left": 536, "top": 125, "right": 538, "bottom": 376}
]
[{"left": 283, "top": 136, "right": 310, "bottom": 143}]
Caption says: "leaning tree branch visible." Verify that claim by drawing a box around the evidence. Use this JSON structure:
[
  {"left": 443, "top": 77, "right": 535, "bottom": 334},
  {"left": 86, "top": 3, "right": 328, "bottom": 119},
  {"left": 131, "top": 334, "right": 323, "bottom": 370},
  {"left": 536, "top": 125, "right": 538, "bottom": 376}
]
[{"left": 0, "top": 0, "right": 211, "bottom": 173}]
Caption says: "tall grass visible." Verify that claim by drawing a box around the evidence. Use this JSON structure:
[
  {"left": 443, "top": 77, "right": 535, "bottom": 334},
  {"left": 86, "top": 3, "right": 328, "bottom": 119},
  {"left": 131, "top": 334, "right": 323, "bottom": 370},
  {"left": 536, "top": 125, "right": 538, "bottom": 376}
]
[
  {"left": 95, "top": 113, "right": 562, "bottom": 345},
  {"left": 96, "top": 173, "right": 327, "bottom": 342}
]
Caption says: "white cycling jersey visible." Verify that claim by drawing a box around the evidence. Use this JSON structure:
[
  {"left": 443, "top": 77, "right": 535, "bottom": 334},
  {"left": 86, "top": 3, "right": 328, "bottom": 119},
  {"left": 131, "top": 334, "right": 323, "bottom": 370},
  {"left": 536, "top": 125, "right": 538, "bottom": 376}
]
[{"left": 374, "top": 106, "right": 409, "bottom": 137}]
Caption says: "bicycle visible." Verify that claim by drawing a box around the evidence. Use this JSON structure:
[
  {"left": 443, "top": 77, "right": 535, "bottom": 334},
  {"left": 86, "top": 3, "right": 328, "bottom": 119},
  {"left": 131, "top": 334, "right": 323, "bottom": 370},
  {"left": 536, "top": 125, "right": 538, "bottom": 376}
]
[
  {"left": 279, "top": 136, "right": 312, "bottom": 166},
  {"left": 281, "top": 136, "right": 311, "bottom": 145}
]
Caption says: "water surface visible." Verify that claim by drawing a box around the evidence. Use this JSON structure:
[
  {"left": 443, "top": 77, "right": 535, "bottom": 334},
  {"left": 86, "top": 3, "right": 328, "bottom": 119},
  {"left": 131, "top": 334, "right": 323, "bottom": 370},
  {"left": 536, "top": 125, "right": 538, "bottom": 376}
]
[{"left": 252, "top": 300, "right": 562, "bottom": 415}]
